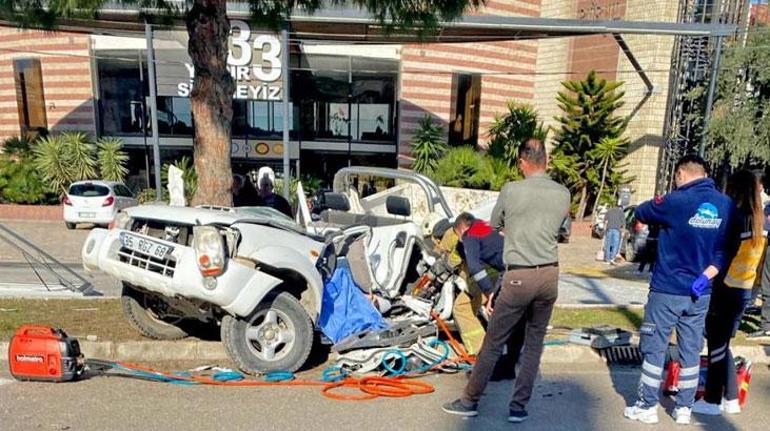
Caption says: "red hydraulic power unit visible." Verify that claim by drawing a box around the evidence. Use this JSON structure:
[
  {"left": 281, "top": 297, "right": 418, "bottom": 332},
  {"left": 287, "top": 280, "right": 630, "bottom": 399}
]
[
  {"left": 736, "top": 357, "right": 752, "bottom": 407},
  {"left": 665, "top": 356, "right": 752, "bottom": 406},
  {"left": 8, "top": 325, "right": 84, "bottom": 382}
]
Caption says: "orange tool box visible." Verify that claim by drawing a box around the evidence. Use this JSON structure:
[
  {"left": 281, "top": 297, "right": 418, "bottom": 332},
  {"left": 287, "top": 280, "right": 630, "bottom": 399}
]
[{"left": 8, "top": 325, "right": 85, "bottom": 382}]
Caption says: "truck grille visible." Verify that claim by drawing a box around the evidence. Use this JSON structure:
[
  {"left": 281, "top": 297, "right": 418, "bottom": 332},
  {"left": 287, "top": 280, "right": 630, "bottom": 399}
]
[{"left": 118, "top": 247, "right": 176, "bottom": 278}]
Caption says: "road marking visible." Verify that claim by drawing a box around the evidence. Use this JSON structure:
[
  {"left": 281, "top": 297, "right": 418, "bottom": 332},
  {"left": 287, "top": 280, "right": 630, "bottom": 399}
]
[
  {"left": 0, "top": 283, "right": 88, "bottom": 298},
  {"left": 0, "top": 378, "right": 14, "bottom": 386}
]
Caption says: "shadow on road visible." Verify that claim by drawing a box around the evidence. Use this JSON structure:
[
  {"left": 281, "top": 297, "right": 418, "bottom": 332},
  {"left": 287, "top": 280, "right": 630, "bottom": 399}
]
[
  {"left": 606, "top": 364, "right": 742, "bottom": 431},
  {"left": 453, "top": 378, "right": 601, "bottom": 430}
]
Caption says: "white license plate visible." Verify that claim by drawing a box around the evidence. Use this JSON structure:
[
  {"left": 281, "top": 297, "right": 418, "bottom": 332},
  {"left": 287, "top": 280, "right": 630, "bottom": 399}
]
[
  {"left": 119, "top": 232, "right": 173, "bottom": 259},
  {"left": 78, "top": 212, "right": 95, "bottom": 218}
]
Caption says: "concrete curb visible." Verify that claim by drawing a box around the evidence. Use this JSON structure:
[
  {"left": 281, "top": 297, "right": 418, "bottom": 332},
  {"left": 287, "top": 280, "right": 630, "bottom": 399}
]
[{"left": 2, "top": 341, "right": 768, "bottom": 364}]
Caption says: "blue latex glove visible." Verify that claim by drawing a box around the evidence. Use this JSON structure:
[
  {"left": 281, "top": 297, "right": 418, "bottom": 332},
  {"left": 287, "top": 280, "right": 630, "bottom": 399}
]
[{"left": 690, "top": 274, "right": 710, "bottom": 299}]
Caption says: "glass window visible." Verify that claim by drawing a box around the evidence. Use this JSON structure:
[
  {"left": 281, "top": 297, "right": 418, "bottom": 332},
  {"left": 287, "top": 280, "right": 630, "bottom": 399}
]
[
  {"left": 232, "top": 100, "right": 248, "bottom": 137},
  {"left": 156, "top": 96, "right": 193, "bottom": 136},
  {"left": 13, "top": 59, "right": 47, "bottom": 137},
  {"left": 233, "top": 100, "right": 294, "bottom": 138},
  {"left": 352, "top": 73, "right": 395, "bottom": 142},
  {"left": 290, "top": 54, "right": 397, "bottom": 143},
  {"left": 68, "top": 184, "right": 109, "bottom": 197},
  {"left": 97, "top": 56, "right": 146, "bottom": 136},
  {"left": 114, "top": 185, "right": 133, "bottom": 197}
]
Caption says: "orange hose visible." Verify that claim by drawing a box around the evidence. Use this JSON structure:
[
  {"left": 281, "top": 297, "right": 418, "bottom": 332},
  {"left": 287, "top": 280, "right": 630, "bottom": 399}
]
[{"left": 431, "top": 311, "right": 476, "bottom": 365}]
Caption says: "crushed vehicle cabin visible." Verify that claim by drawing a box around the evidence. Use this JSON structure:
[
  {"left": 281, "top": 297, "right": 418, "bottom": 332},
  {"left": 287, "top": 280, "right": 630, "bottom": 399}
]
[{"left": 82, "top": 168, "right": 495, "bottom": 374}]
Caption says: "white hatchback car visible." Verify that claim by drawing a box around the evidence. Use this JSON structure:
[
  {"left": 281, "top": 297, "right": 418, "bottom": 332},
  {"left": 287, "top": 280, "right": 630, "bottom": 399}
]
[{"left": 63, "top": 181, "right": 138, "bottom": 229}]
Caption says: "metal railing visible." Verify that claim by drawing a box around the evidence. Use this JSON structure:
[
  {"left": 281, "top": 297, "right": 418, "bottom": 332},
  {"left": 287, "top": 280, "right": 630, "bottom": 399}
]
[{"left": 0, "top": 223, "right": 100, "bottom": 296}]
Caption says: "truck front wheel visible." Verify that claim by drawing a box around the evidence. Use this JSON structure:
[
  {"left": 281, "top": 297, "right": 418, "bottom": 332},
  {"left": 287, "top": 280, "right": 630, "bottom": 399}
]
[
  {"left": 221, "top": 291, "right": 313, "bottom": 374},
  {"left": 121, "top": 284, "right": 189, "bottom": 340}
]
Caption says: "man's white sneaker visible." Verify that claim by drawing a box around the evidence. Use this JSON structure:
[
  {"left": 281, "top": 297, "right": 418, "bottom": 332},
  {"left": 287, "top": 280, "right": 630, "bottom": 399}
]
[
  {"left": 692, "top": 399, "right": 721, "bottom": 416},
  {"left": 624, "top": 404, "right": 659, "bottom": 424},
  {"left": 721, "top": 398, "right": 741, "bottom": 415},
  {"left": 673, "top": 407, "right": 692, "bottom": 425}
]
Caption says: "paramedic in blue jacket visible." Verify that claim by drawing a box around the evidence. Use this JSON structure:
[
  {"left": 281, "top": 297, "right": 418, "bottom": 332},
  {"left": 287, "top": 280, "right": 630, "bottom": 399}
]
[{"left": 624, "top": 155, "right": 735, "bottom": 426}]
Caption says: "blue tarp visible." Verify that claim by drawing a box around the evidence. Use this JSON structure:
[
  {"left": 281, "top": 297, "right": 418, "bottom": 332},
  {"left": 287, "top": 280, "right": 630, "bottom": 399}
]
[{"left": 318, "top": 261, "right": 388, "bottom": 344}]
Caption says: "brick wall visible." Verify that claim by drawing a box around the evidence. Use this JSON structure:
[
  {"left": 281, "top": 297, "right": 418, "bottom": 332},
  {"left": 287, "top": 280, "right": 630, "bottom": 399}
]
[
  {"left": 531, "top": 0, "right": 678, "bottom": 204},
  {"left": 398, "top": 0, "right": 541, "bottom": 166},
  {"left": 0, "top": 26, "right": 96, "bottom": 142},
  {"left": 615, "top": 0, "right": 678, "bottom": 203}
]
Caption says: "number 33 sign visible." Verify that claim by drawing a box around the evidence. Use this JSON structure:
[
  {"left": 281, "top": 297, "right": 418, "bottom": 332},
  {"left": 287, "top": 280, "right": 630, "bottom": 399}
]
[{"left": 227, "top": 20, "right": 281, "bottom": 82}]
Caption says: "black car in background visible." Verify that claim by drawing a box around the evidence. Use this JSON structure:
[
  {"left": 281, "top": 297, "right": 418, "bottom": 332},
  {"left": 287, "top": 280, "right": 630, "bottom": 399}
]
[{"left": 621, "top": 205, "right": 651, "bottom": 262}]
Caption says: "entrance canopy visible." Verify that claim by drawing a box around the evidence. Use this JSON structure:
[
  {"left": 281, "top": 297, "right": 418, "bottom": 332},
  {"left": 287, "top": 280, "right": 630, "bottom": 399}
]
[{"left": 54, "top": 4, "right": 737, "bottom": 41}]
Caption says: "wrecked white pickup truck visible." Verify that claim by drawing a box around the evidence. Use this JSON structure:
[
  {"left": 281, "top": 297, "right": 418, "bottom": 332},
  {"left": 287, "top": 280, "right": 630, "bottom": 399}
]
[{"left": 82, "top": 168, "right": 484, "bottom": 374}]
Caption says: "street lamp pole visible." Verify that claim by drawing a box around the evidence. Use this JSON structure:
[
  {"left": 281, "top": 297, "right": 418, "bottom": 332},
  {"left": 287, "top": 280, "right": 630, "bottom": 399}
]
[
  {"left": 281, "top": 27, "right": 291, "bottom": 200},
  {"left": 145, "top": 22, "right": 163, "bottom": 200}
]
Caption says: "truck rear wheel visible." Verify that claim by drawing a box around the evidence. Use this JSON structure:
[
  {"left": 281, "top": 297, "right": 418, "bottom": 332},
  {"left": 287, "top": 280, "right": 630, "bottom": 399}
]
[
  {"left": 121, "top": 284, "right": 189, "bottom": 340},
  {"left": 221, "top": 291, "right": 313, "bottom": 374}
]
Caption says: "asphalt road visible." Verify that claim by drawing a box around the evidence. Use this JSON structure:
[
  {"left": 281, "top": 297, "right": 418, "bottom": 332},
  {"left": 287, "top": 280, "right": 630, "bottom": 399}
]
[{"left": 1, "top": 364, "right": 767, "bottom": 430}]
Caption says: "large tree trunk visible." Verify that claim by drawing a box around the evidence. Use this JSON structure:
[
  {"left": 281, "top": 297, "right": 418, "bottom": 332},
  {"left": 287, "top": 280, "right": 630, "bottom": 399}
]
[
  {"left": 186, "top": 0, "right": 234, "bottom": 206},
  {"left": 576, "top": 183, "right": 589, "bottom": 221}
]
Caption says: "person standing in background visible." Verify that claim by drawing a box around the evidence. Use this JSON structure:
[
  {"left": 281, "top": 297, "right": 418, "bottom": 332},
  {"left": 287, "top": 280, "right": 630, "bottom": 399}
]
[
  {"left": 251, "top": 167, "right": 293, "bottom": 217},
  {"left": 604, "top": 203, "right": 625, "bottom": 265},
  {"left": 693, "top": 170, "right": 767, "bottom": 416},
  {"left": 624, "top": 155, "right": 734, "bottom": 425}
]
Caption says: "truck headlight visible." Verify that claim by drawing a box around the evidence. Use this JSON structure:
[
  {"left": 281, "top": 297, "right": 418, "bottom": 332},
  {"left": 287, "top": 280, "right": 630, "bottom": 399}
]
[{"left": 193, "top": 226, "right": 226, "bottom": 278}]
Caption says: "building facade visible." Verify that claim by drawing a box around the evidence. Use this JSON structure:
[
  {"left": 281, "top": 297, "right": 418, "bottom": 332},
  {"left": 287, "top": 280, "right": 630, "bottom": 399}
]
[{"left": 0, "top": 1, "right": 724, "bottom": 204}]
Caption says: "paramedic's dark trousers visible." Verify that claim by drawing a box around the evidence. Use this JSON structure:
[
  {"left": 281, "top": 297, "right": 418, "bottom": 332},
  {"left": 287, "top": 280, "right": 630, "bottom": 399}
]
[
  {"left": 762, "top": 244, "right": 770, "bottom": 331},
  {"left": 462, "top": 266, "right": 558, "bottom": 412},
  {"left": 704, "top": 287, "right": 752, "bottom": 404},
  {"left": 637, "top": 291, "right": 710, "bottom": 409}
]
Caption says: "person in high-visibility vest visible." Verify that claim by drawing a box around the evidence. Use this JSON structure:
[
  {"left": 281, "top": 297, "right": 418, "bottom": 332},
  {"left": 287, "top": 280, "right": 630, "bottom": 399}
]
[{"left": 693, "top": 170, "right": 767, "bottom": 416}]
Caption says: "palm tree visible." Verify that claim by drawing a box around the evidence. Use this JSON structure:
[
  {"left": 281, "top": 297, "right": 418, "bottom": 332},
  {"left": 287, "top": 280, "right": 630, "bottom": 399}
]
[
  {"left": 33, "top": 133, "right": 97, "bottom": 194},
  {"left": 411, "top": 115, "right": 447, "bottom": 174},
  {"left": 589, "top": 136, "right": 629, "bottom": 215},
  {"left": 488, "top": 102, "right": 547, "bottom": 168},
  {"left": 97, "top": 137, "right": 129, "bottom": 183},
  {"left": 551, "top": 71, "right": 628, "bottom": 219}
]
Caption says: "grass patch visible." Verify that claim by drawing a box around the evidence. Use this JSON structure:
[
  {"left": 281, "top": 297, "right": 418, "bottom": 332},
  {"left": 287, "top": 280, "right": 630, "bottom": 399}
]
[
  {"left": 550, "top": 307, "right": 644, "bottom": 332},
  {"left": 0, "top": 298, "right": 140, "bottom": 342}
]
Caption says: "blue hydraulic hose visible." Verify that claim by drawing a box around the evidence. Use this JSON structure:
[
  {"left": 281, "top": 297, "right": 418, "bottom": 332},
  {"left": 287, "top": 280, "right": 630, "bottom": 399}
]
[
  {"left": 322, "top": 366, "right": 348, "bottom": 383},
  {"left": 381, "top": 350, "right": 408, "bottom": 376},
  {"left": 212, "top": 371, "right": 245, "bottom": 382},
  {"left": 264, "top": 370, "right": 295, "bottom": 382}
]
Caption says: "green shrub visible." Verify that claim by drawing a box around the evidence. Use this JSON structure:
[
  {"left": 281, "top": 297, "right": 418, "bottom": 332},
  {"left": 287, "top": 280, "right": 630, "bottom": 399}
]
[
  {"left": 481, "top": 156, "right": 522, "bottom": 191},
  {"left": 410, "top": 115, "right": 447, "bottom": 174},
  {"left": 431, "top": 146, "right": 490, "bottom": 189},
  {"left": 0, "top": 156, "right": 56, "bottom": 204},
  {"left": 96, "top": 137, "right": 129, "bottom": 183},
  {"left": 488, "top": 102, "right": 547, "bottom": 168},
  {"left": 136, "top": 188, "right": 169, "bottom": 204},
  {"left": 32, "top": 133, "right": 128, "bottom": 194}
]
